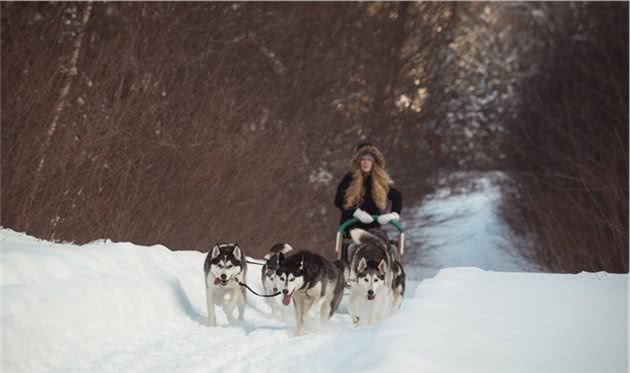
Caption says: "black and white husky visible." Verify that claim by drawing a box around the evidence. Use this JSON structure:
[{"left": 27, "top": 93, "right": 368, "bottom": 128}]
[
  {"left": 261, "top": 243, "right": 294, "bottom": 320},
  {"left": 347, "top": 228, "right": 396, "bottom": 325},
  {"left": 275, "top": 250, "right": 345, "bottom": 336},
  {"left": 203, "top": 243, "right": 247, "bottom": 326}
]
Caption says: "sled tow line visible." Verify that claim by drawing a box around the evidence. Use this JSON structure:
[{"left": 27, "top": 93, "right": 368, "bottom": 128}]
[{"left": 238, "top": 281, "right": 281, "bottom": 298}]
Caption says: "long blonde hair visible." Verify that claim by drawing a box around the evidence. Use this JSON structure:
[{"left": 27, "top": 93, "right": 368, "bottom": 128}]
[{"left": 343, "top": 160, "right": 391, "bottom": 210}]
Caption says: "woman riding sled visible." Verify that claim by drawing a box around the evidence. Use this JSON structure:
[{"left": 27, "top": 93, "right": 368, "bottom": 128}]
[{"left": 334, "top": 142, "right": 403, "bottom": 261}]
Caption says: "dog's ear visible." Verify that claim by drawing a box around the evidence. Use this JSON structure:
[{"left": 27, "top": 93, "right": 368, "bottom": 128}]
[
  {"left": 350, "top": 228, "right": 369, "bottom": 245},
  {"left": 233, "top": 244, "right": 242, "bottom": 261},
  {"left": 299, "top": 256, "right": 304, "bottom": 272},
  {"left": 265, "top": 255, "right": 274, "bottom": 269},
  {"left": 210, "top": 244, "right": 220, "bottom": 259},
  {"left": 357, "top": 257, "right": 368, "bottom": 272},
  {"left": 378, "top": 259, "right": 387, "bottom": 274},
  {"left": 298, "top": 254, "right": 312, "bottom": 276},
  {"left": 282, "top": 243, "right": 293, "bottom": 254},
  {"left": 278, "top": 252, "right": 285, "bottom": 264},
  {"left": 267, "top": 253, "right": 282, "bottom": 269}
]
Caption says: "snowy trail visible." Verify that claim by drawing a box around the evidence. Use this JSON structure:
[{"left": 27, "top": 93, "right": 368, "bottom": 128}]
[
  {"left": 2, "top": 229, "right": 627, "bottom": 373},
  {"left": 408, "top": 177, "right": 534, "bottom": 280}
]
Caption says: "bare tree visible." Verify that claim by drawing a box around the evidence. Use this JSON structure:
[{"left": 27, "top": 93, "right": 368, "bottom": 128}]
[{"left": 21, "top": 3, "right": 93, "bottom": 234}]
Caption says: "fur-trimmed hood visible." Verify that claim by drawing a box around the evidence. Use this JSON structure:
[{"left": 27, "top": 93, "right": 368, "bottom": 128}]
[
  {"left": 352, "top": 143, "right": 385, "bottom": 169},
  {"left": 344, "top": 143, "right": 391, "bottom": 210}
]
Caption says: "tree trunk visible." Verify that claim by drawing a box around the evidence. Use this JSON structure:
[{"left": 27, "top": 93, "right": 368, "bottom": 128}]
[{"left": 19, "top": 2, "right": 93, "bottom": 231}]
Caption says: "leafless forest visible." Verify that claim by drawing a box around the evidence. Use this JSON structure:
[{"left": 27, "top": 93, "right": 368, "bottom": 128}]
[{"left": 1, "top": 2, "right": 627, "bottom": 272}]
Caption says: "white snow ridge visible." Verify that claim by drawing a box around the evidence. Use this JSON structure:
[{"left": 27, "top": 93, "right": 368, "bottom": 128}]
[{"left": 1, "top": 229, "right": 627, "bottom": 373}]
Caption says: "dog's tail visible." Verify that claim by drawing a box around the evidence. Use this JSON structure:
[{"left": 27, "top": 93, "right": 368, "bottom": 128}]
[
  {"left": 264, "top": 243, "right": 294, "bottom": 259},
  {"left": 333, "top": 259, "right": 345, "bottom": 273},
  {"left": 330, "top": 260, "right": 347, "bottom": 318}
]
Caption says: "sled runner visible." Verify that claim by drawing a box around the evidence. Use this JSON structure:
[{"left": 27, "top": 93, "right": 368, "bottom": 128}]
[{"left": 334, "top": 215, "right": 405, "bottom": 260}]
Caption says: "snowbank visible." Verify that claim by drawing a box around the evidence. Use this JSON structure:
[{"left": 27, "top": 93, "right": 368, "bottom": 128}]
[{"left": 1, "top": 229, "right": 627, "bottom": 373}]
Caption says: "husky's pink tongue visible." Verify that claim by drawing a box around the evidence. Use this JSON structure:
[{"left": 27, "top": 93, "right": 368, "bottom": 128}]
[
  {"left": 282, "top": 294, "right": 291, "bottom": 305},
  {"left": 214, "top": 278, "right": 221, "bottom": 285}
]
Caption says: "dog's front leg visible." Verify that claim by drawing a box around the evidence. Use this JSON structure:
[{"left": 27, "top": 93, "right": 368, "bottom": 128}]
[
  {"left": 224, "top": 290, "right": 239, "bottom": 324},
  {"left": 237, "top": 288, "right": 246, "bottom": 321},
  {"left": 367, "top": 290, "right": 384, "bottom": 325},
  {"left": 391, "top": 294, "right": 402, "bottom": 315},
  {"left": 206, "top": 286, "right": 217, "bottom": 327},
  {"left": 372, "top": 292, "right": 384, "bottom": 323},
  {"left": 349, "top": 292, "right": 362, "bottom": 326},
  {"left": 271, "top": 299, "right": 280, "bottom": 319},
  {"left": 386, "top": 291, "right": 395, "bottom": 317},
  {"left": 306, "top": 297, "right": 325, "bottom": 320},
  {"left": 273, "top": 298, "right": 287, "bottom": 320},
  {"left": 267, "top": 292, "right": 277, "bottom": 318},
  {"left": 294, "top": 294, "right": 306, "bottom": 336},
  {"left": 367, "top": 301, "right": 379, "bottom": 325},
  {"left": 381, "top": 290, "right": 394, "bottom": 320}
]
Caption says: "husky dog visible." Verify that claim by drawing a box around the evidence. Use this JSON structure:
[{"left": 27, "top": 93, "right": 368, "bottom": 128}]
[
  {"left": 261, "top": 243, "right": 294, "bottom": 320},
  {"left": 204, "top": 243, "right": 247, "bottom": 326},
  {"left": 275, "top": 250, "right": 344, "bottom": 336},
  {"left": 347, "top": 228, "right": 394, "bottom": 326},
  {"left": 390, "top": 260, "right": 406, "bottom": 314}
]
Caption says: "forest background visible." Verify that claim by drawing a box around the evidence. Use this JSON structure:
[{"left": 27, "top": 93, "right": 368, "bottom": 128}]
[{"left": 2, "top": 2, "right": 627, "bottom": 273}]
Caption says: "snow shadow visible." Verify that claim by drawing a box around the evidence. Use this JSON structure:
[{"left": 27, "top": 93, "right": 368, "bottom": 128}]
[{"left": 170, "top": 279, "right": 207, "bottom": 325}]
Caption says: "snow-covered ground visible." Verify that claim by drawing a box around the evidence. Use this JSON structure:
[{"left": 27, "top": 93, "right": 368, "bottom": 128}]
[{"left": 2, "top": 229, "right": 627, "bottom": 373}]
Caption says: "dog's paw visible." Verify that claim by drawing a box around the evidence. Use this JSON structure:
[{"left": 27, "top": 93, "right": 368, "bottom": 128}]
[{"left": 352, "top": 315, "right": 360, "bottom": 325}]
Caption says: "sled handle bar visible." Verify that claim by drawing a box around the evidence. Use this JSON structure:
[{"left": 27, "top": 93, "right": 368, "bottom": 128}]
[{"left": 335, "top": 216, "right": 405, "bottom": 259}]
